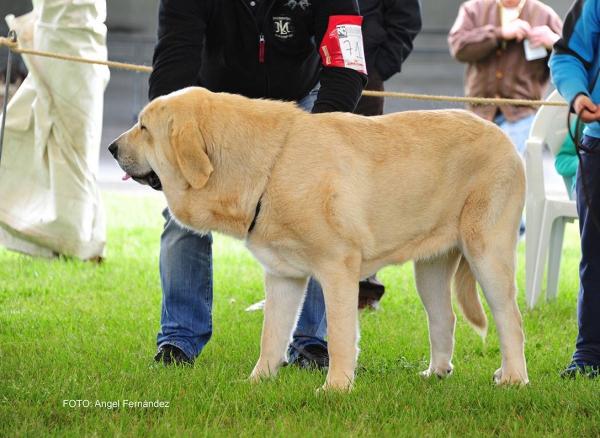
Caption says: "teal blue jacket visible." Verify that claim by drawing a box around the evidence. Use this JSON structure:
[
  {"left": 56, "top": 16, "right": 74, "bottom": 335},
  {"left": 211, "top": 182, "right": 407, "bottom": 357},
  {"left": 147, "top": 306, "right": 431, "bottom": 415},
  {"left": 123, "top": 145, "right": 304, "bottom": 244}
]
[{"left": 555, "top": 119, "right": 578, "bottom": 197}]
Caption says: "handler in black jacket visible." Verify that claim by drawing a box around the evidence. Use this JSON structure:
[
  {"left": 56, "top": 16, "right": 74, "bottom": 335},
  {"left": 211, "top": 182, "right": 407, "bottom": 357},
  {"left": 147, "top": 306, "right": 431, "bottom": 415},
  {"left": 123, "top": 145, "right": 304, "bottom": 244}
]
[
  {"left": 355, "top": 0, "right": 421, "bottom": 116},
  {"left": 355, "top": 0, "right": 422, "bottom": 309},
  {"left": 148, "top": 0, "right": 372, "bottom": 368}
]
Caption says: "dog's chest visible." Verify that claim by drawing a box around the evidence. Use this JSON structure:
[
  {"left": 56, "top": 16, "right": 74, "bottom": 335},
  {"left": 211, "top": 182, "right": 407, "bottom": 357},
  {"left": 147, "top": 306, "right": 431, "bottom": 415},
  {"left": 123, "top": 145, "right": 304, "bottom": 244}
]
[{"left": 245, "top": 240, "right": 309, "bottom": 278}]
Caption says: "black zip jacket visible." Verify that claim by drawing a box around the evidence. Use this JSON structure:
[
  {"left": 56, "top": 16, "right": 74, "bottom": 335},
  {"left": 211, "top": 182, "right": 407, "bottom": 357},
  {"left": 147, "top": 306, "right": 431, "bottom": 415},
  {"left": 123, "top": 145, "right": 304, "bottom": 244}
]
[
  {"left": 149, "top": 0, "right": 368, "bottom": 113},
  {"left": 360, "top": 0, "right": 421, "bottom": 81}
]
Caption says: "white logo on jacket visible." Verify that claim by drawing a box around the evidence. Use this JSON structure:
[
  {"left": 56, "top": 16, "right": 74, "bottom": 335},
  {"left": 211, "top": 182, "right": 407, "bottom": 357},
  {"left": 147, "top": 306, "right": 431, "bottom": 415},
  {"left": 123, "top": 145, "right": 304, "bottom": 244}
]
[{"left": 272, "top": 16, "right": 295, "bottom": 40}]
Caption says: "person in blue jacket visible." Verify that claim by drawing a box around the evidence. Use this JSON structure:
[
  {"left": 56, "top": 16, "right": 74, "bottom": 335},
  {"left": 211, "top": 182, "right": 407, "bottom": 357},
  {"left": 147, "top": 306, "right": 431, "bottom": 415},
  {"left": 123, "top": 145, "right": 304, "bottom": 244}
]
[{"left": 550, "top": 0, "right": 600, "bottom": 378}]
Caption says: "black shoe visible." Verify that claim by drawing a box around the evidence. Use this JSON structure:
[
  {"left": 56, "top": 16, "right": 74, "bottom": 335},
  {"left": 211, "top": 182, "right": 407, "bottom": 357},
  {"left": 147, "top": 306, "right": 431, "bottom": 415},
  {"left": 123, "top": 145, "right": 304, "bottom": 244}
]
[
  {"left": 560, "top": 361, "right": 599, "bottom": 379},
  {"left": 359, "top": 275, "right": 385, "bottom": 310},
  {"left": 154, "top": 345, "right": 194, "bottom": 366},
  {"left": 290, "top": 343, "right": 329, "bottom": 370},
  {"left": 358, "top": 297, "right": 381, "bottom": 311},
  {"left": 518, "top": 224, "right": 526, "bottom": 242}
]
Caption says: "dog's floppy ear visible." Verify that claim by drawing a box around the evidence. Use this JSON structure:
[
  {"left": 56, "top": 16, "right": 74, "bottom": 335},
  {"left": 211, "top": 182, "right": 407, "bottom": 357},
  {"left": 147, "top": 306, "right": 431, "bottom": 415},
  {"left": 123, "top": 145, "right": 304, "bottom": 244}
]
[{"left": 170, "top": 123, "right": 213, "bottom": 189}]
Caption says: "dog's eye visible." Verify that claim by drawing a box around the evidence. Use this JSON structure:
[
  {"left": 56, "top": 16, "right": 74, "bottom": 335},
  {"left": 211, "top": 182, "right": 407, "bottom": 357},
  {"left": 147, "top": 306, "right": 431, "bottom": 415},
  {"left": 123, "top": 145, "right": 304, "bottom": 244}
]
[{"left": 140, "top": 124, "right": 147, "bottom": 131}]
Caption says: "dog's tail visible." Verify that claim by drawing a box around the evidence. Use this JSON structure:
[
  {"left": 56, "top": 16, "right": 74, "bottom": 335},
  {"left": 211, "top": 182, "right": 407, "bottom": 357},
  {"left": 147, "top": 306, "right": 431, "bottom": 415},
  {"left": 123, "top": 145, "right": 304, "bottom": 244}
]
[{"left": 454, "top": 256, "right": 487, "bottom": 340}]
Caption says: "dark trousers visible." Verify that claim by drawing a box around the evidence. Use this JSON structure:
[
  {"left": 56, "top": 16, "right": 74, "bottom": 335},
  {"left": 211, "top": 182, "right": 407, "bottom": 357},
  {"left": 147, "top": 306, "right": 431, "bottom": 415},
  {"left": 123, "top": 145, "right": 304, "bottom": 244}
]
[
  {"left": 573, "top": 135, "right": 600, "bottom": 365},
  {"left": 354, "top": 69, "right": 384, "bottom": 117}
]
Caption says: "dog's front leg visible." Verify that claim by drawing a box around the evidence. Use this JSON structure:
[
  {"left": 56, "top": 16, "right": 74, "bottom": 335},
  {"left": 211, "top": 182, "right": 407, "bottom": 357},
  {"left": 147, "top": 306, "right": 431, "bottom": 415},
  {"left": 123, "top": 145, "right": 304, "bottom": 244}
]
[
  {"left": 250, "top": 273, "right": 308, "bottom": 382},
  {"left": 320, "top": 271, "right": 360, "bottom": 392}
]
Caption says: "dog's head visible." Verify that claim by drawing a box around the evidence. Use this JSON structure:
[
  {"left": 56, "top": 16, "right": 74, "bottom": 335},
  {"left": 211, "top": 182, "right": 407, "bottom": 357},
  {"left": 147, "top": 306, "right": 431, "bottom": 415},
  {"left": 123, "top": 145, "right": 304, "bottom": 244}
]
[{"left": 108, "top": 88, "right": 214, "bottom": 192}]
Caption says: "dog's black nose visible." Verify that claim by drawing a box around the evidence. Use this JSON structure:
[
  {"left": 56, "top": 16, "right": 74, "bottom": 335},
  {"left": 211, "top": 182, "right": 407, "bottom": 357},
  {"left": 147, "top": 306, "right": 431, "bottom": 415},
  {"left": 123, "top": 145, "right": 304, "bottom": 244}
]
[{"left": 108, "top": 142, "right": 118, "bottom": 159}]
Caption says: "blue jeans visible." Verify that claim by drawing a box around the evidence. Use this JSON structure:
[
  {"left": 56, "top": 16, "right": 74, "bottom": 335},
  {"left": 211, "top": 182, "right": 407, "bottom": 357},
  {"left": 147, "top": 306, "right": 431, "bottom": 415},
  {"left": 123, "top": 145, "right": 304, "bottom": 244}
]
[
  {"left": 572, "top": 135, "right": 600, "bottom": 366},
  {"left": 494, "top": 112, "right": 533, "bottom": 233},
  {"left": 493, "top": 112, "right": 535, "bottom": 157},
  {"left": 157, "top": 86, "right": 327, "bottom": 361}
]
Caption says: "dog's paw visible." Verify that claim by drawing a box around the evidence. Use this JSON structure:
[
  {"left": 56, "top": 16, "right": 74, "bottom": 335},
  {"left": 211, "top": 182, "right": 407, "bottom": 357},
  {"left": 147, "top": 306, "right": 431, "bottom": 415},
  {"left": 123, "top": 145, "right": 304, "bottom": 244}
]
[
  {"left": 493, "top": 367, "right": 529, "bottom": 386},
  {"left": 249, "top": 364, "right": 277, "bottom": 383},
  {"left": 248, "top": 373, "right": 270, "bottom": 384},
  {"left": 420, "top": 365, "right": 453, "bottom": 379},
  {"left": 316, "top": 372, "right": 355, "bottom": 393},
  {"left": 250, "top": 357, "right": 286, "bottom": 383},
  {"left": 316, "top": 381, "right": 354, "bottom": 394},
  {"left": 249, "top": 366, "right": 281, "bottom": 384}
]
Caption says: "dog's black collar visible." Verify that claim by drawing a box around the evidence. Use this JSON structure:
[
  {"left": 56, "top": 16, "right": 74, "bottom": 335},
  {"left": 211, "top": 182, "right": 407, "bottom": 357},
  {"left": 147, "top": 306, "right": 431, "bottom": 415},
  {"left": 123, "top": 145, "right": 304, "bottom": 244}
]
[{"left": 248, "top": 197, "right": 262, "bottom": 233}]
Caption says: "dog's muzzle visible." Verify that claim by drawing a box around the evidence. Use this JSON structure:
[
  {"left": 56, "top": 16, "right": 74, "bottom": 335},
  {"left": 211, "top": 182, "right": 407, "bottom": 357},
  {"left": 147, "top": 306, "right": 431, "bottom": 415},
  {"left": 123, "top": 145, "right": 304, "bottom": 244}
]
[
  {"left": 108, "top": 141, "right": 163, "bottom": 191},
  {"left": 134, "top": 171, "right": 163, "bottom": 191}
]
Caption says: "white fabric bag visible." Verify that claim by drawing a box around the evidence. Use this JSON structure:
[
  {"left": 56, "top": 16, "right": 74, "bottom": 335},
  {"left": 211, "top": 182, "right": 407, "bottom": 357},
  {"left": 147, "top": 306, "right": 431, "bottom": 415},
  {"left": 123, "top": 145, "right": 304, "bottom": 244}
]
[{"left": 0, "top": 0, "right": 109, "bottom": 259}]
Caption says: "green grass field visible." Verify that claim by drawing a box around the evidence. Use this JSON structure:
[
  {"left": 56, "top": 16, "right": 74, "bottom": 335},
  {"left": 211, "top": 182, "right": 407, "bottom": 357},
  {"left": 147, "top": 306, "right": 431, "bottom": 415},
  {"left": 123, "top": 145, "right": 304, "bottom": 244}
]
[{"left": 1, "top": 192, "right": 598, "bottom": 437}]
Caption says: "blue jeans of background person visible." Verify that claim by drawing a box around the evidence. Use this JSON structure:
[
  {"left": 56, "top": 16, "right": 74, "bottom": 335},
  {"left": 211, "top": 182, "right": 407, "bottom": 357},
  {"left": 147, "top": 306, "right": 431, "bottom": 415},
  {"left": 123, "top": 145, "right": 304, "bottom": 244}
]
[
  {"left": 494, "top": 112, "right": 534, "bottom": 234},
  {"left": 572, "top": 135, "right": 600, "bottom": 366},
  {"left": 493, "top": 112, "right": 535, "bottom": 156},
  {"left": 157, "top": 86, "right": 327, "bottom": 361}
]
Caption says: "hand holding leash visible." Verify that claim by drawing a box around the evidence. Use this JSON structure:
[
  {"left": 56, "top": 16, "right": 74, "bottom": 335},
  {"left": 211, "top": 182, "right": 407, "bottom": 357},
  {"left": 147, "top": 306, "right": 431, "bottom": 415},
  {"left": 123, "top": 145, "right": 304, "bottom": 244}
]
[{"left": 572, "top": 93, "right": 600, "bottom": 123}]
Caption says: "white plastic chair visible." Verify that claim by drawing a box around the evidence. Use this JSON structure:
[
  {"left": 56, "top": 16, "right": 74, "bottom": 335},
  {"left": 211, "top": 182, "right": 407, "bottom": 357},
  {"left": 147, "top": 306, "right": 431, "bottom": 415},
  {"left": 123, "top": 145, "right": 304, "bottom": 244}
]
[{"left": 524, "top": 90, "right": 578, "bottom": 308}]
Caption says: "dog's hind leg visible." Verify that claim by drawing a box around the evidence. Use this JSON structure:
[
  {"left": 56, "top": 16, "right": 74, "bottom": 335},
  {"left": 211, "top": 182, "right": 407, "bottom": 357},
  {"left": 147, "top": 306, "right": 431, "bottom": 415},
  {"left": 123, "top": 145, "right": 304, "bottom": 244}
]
[
  {"left": 461, "top": 152, "right": 527, "bottom": 384},
  {"left": 467, "top": 250, "right": 528, "bottom": 385},
  {"left": 414, "top": 250, "right": 461, "bottom": 378},
  {"left": 250, "top": 273, "right": 308, "bottom": 381},
  {"left": 461, "top": 221, "right": 528, "bottom": 385}
]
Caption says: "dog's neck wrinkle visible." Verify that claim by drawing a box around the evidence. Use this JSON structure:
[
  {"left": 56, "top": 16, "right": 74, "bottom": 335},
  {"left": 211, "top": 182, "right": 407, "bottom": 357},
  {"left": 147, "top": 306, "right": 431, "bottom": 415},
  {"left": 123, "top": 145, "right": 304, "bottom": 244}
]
[
  {"left": 167, "top": 188, "right": 249, "bottom": 240},
  {"left": 167, "top": 98, "right": 296, "bottom": 240},
  {"left": 201, "top": 114, "right": 293, "bottom": 238},
  {"left": 167, "top": 151, "right": 280, "bottom": 241}
]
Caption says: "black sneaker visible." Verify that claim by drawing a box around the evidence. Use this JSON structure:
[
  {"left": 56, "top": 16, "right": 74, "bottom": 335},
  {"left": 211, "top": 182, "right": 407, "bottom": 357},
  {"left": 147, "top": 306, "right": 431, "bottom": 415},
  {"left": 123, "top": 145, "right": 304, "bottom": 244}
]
[
  {"left": 358, "top": 275, "right": 385, "bottom": 310},
  {"left": 154, "top": 345, "right": 194, "bottom": 366},
  {"left": 560, "top": 361, "right": 599, "bottom": 379},
  {"left": 290, "top": 343, "right": 329, "bottom": 370}
]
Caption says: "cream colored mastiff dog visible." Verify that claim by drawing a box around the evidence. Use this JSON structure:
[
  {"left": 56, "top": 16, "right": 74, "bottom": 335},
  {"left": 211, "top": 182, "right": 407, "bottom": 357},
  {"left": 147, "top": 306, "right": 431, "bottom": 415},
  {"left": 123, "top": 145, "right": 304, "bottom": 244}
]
[{"left": 109, "top": 87, "right": 528, "bottom": 391}]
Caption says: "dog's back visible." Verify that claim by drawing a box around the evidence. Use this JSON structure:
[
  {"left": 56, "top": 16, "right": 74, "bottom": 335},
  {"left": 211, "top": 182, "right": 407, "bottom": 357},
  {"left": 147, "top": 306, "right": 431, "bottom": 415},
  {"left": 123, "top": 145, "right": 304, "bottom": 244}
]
[{"left": 268, "top": 108, "right": 525, "bottom": 273}]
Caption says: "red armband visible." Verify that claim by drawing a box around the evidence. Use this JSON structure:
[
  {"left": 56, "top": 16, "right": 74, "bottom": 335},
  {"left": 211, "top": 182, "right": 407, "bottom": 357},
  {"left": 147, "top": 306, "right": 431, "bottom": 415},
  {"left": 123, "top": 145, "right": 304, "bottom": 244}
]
[{"left": 319, "top": 15, "right": 367, "bottom": 75}]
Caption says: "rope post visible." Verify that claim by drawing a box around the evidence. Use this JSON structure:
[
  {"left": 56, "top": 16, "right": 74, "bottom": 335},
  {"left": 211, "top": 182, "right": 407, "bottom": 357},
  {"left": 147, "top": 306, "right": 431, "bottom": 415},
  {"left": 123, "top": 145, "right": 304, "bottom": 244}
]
[{"left": 0, "top": 30, "right": 18, "bottom": 166}]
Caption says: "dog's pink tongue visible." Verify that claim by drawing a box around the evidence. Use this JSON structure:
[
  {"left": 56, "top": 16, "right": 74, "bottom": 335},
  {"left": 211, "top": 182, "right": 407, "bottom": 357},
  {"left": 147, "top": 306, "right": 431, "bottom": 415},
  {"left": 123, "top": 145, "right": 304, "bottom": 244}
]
[{"left": 122, "top": 173, "right": 131, "bottom": 181}]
